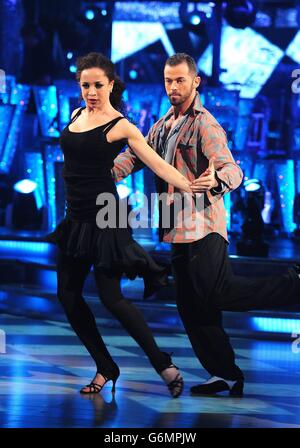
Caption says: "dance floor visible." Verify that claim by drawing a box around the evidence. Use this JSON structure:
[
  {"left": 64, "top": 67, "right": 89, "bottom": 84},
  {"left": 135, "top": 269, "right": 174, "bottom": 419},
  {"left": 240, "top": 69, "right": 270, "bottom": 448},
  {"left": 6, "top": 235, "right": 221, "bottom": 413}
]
[{"left": 1, "top": 312, "right": 300, "bottom": 428}]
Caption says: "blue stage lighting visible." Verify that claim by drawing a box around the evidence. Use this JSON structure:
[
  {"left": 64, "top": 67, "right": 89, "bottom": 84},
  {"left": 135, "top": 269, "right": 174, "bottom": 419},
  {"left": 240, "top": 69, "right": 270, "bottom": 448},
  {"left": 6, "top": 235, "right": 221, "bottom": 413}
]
[
  {"left": 67, "top": 52, "right": 73, "bottom": 60},
  {"left": 85, "top": 9, "right": 95, "bottom": 20},
  {"left": 129, "top": 70, "right": 138, "bottom": 80},
  {"left": 14, "top": 179, "right": 37, "bottom": 194},
  {"left": 116, "top": 184, "right": 133, "bottom": 199},
  {"left": 244, "top": 178, "right": 262, "bottom": 192},
  {"left": 13, "top": 179, "right": 43, "bottom": 210},
  {"left": 101, "top": 9, "right": 107, "bottom": 16},
  {"left": 190, "top": 14, "right": 201, "bottom": 26},
  {"left": 10, "top": 179, "right": 44, "bottom": 229},
  {"left": 252, "top": 317, "right": 300, "bottom": 334},
  {"left": 0, "top": 240, "right": 51, "bottom": 255},
  {"left": 69, "top": 65, "right": 76, "bottom": 73},
  {"left": 179, "top": 3, "right": 210, "bottom": 37}
]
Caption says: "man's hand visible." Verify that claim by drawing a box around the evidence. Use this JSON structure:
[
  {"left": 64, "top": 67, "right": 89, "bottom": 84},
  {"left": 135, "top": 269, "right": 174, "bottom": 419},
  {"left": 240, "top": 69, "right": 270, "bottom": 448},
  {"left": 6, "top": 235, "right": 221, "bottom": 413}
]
[{"left": 191, "top": 157, "right": 218, "bottom": 193}]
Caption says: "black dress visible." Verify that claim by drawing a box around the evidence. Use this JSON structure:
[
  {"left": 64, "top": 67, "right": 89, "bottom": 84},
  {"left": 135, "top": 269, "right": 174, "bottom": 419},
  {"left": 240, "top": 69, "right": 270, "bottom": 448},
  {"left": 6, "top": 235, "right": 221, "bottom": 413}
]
[{"left": 47, "top": 107, "right": 167, "bottom": 298}]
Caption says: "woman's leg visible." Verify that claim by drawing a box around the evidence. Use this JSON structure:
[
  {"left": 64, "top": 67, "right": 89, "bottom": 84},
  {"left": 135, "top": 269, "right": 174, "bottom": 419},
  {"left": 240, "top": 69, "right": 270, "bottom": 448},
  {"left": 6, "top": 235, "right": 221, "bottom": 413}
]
[
  {"left": 57, "top": 251, "right": 118, "bottom": 379},
  {"left": 93, "top": 268, "right": 183, "bottom": 397}
]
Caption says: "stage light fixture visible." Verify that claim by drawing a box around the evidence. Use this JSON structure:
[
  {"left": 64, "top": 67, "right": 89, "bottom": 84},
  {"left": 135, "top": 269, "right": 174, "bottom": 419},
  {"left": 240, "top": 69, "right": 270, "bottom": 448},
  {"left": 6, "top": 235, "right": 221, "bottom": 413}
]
[
  {"left": 129, "top": 69, "right": 138, "bottom": 80},
  {"left": 85, "top": 9, "right": 95, "bottom": 21},
  {"left": 179, "top": 2, "right": 210, "bottom": 36},
  {"left": 8, "top": 179, "right": 44, "bottom": 230},
  {"left": 244, "top": 178, "right": 262, "bottom": 193},
  {"left": 224, "top": 1, "right": 257, "bottom": 29},
  {"left": 236, "top": 178, "right": 269, "bottom": 257}
]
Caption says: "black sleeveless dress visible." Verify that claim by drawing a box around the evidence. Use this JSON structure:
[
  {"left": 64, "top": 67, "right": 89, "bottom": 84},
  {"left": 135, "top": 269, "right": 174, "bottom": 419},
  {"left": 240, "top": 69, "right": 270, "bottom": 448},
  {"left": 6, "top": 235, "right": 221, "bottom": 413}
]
[{"left": 47, "top": 107, "right": 167, "bottom": 298}]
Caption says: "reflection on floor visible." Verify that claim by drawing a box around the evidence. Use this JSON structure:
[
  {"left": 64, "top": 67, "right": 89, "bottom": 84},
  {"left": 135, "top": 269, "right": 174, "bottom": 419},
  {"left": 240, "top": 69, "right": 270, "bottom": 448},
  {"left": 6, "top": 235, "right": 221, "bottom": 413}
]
[{"left": 1, "top": 313, "right": 300, "bottom": 428}]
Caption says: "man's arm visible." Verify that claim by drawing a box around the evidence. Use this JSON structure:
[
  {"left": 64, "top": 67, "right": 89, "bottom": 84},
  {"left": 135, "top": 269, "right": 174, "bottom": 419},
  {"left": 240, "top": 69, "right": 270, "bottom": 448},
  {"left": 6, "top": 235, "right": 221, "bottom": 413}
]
[
  {"left": 112, "top": 144, "right": 145, "bottom": 182},
  {"left": 199, "top": 122, "right": 243, "bottom": 204}
]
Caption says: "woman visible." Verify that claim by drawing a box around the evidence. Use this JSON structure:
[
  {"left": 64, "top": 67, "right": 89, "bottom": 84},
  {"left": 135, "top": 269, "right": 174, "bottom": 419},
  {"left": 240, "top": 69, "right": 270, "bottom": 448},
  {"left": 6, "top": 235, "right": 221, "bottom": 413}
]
[{"left": 48, "top": 52, "right": 191, "bottom": 398}]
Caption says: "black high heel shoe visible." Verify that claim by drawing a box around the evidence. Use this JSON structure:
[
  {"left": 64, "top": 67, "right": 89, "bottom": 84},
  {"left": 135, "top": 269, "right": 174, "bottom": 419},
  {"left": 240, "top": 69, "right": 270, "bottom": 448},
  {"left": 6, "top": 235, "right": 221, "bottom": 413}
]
[
  {"left": 80, "top": 370, "right": 119, "bottom": 395},
  {"left": 159, "top": 353, "right": 184, "bottom": 398}
]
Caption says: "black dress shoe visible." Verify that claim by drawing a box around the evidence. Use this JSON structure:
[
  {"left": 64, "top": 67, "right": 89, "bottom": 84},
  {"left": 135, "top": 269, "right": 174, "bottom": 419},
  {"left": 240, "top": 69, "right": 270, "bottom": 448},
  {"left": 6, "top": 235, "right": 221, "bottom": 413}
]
[{"left": 190, "top": 378, "right": 244, "bottom": 397}]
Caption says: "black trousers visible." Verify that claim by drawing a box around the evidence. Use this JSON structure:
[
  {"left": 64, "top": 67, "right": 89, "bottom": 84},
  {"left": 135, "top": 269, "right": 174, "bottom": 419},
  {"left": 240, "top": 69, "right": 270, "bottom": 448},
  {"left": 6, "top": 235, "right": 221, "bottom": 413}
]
[
  {"left": 56, "top": 251, "right": 169, "bottom": 378},
  {"left": 171, "top": 232, "right": 300, "bottom": 381}
]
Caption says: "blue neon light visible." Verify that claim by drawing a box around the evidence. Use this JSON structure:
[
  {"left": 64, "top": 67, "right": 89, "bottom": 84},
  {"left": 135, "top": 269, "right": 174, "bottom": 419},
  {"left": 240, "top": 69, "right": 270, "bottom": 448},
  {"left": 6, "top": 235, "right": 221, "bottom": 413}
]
[
  {"left": 24, "top": 152, "right": 46, "bottom": 208},
  {"left": 252, "top": 317, "right": 300, "bottom": 334},
  {"left": 274, "top": 160, "right": 296, "bottom": 233},
  {"left": 0, "top": 241, "right": 51, "bottom": 254},
  {"left": 33, "top": 86, "right": 59, "bottom": 138},
  {"left": 45, "top": 144, "right": 63, "bottom": 230}
]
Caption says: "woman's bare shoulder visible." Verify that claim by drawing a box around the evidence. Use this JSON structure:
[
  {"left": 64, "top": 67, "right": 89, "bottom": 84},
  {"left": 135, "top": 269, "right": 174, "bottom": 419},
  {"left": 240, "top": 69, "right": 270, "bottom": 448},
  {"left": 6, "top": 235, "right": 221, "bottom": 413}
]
[
  {"left": 71, "top": 107, "right": 82, "bottom": 119},
  {"left": 116, "top": 117, "right": 139, "bottom": 137}
]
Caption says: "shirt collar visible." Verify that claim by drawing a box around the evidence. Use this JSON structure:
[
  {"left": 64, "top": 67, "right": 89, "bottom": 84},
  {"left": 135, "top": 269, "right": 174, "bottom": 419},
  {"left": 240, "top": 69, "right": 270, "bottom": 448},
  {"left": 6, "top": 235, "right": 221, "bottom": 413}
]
[{"left": 164, "top": 91, "right": 204, "bottom": 122}]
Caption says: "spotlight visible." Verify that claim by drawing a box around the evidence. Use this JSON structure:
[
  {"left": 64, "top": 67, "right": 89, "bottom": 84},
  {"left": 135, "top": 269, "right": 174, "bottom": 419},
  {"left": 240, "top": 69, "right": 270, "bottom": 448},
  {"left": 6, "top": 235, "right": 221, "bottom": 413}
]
[
  {"left": 190, "top": 13, "right": 202, "bottom": 26},
  {"left": 85, "top": 9, "right": 95, "bottom": 21},
  {"left": 69, "top": 64, "right": 76, "bottom": 73},
  {"left": 224, "top": 1, "right": 257, "bottom": 29},
  {"left": 116, "top": 184, "right": 133, "bottom": 200},
  {"left": 179, "top": 2, "right": 210, "bottom": 36},
  {"left": 244, "top": 178, "right": 262, "bottom": 193},
  {"left": 236, "top": 178, "right": 269, "bottom": 257},
  {"left": 7, "top": 179, "right": 44, "bottom": 230},
  {"left": 67, "top": 52, "right": 73, "bottom": 60},
  {"left": 129, "top": 69, "right": 138, "bottom": 80},
  {"left": 14, "top": 179, "right": 38, "bottom": 194}
]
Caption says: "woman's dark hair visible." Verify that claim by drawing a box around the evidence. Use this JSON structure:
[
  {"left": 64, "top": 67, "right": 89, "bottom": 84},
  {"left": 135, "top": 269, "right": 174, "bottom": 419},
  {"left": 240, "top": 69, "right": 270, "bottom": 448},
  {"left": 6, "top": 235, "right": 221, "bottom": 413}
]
[{"left": 76, "top": 52, "right": 126, "bottom": 111}]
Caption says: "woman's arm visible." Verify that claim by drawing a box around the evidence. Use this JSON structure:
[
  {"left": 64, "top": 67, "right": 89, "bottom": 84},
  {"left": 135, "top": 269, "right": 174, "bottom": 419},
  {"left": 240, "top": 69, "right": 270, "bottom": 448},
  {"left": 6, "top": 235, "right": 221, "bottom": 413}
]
[{"left": 117, "top": 120, "right": 192, "bottom": 193}]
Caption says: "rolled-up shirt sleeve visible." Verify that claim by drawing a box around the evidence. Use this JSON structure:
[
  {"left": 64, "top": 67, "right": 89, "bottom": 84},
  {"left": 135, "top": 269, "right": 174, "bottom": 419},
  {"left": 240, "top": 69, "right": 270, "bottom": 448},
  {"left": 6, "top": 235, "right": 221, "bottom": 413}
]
[
  {"left": 112, "top": 145, "right": 145, "bottom": 182},
  {"left": 200, "top": 122, "right": 243, "bottom": 204}
]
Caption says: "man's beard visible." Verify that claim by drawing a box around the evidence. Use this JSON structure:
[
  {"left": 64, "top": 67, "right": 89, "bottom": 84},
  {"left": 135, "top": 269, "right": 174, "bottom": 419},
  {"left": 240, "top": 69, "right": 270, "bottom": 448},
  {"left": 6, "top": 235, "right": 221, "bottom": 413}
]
[{"left": 168, "top": 87, "right": 194, "bottom": 106}]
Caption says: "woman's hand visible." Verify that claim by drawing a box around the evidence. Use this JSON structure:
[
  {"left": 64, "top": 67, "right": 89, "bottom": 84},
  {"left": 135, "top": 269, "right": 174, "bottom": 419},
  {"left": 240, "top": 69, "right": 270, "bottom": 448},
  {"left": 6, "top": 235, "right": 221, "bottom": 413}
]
[{"left": 190, "top": 157, "right": 218, "bottom": 193}]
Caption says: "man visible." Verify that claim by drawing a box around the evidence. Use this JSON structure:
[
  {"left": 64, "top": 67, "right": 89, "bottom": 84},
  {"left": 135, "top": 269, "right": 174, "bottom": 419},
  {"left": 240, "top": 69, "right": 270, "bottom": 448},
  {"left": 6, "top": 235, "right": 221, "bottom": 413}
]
[{"left": 112, "top": 53, "right": 300, "bottom": 396}]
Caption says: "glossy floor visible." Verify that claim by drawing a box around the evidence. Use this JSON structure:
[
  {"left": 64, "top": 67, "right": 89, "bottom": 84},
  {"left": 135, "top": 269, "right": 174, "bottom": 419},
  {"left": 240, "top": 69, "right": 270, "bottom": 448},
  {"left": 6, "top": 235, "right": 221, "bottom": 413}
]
[{"left": 1, "top": 313, "right": 300, "bottom": 428}]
